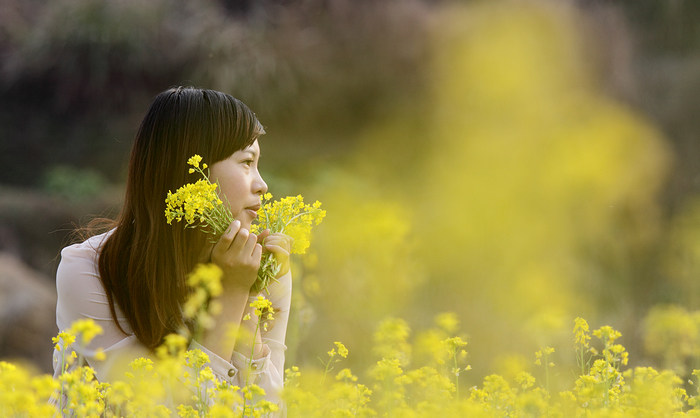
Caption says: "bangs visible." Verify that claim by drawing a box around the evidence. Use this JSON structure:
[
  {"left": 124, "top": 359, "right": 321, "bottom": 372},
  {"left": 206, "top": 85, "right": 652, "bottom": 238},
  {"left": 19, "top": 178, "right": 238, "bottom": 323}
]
[{"left": 202, "top": 89, "right": 264, "bottom": 164}]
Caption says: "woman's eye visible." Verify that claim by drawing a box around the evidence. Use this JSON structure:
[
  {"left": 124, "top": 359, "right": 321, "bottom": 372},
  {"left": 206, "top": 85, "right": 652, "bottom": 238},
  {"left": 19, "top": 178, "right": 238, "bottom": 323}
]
[{"left": 242, "top": 159, "right": 254, "bottom": 166}]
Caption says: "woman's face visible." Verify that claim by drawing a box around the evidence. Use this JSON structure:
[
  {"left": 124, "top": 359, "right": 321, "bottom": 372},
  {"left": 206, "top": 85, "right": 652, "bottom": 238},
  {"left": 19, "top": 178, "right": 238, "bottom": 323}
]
[{"left": 209, "top": 139, "right": 268, "bottom": 230}]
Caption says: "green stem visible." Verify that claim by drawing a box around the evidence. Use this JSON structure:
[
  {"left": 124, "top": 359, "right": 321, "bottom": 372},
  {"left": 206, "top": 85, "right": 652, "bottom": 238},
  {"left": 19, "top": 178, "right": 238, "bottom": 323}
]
[
  {"left": 101, "top": 391, "right": 108, "bottom": 418},
  {"left": 198, "top": 364, "right": 207, "bottom": 417},
  {"left": 321, "top": 354, "right": 336, "bottom": 386},
  {"left": 59, "top": 345, "right": 66, "bottom": 413},
  {"left": 253, "top": 253, "right": 279, "bottom": 294},
  {"left": 545, "top": 352, "right": 550, "bottom": 400},
  {"left": 453, "top": 351, "right": 460, "bottom": 401},
  {"left": 242, "top": 314, "right": 262, "bottom": 415},
  {"left": 603, "top": 337, "right": 610, "bottom": 407},
  {"left": 280, "top": 209, "right": 319, "bottom": 230},
  {"left": 386, "top": 379, "right": 393, "bottom": 418}
]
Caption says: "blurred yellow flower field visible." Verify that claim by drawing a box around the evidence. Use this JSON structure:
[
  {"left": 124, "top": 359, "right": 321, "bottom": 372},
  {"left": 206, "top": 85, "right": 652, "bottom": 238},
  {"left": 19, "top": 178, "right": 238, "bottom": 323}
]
[{"left": 6, "top": 308, "right": 700, "bottom": 416}]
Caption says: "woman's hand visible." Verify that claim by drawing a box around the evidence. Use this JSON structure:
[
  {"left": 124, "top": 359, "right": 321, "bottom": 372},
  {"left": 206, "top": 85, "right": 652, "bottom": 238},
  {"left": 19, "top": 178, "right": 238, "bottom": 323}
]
[
  {"left": 263, "top": 233, "right": 293, "bottom": 278},
  {"left": 210, "top": 220, "right": 263, "bottom": 292}
]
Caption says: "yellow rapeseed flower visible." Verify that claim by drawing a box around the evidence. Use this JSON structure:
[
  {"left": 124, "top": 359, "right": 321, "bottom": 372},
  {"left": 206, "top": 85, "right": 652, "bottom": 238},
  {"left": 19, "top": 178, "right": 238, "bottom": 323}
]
[
  {"left": 335, "top": 342, "right": 349, "bottom": 358},
  {"left": 186, "top": 263, "right": 223, "bottom": 297},
  {"left": 593, "top": 326, "right": 622, "bottom": 343},
  {"left": 574, "top": 317, "right": 591, "bottom": 347},
  {"left": 68, "top": 318, "right": 103, "bottom": 346},
  {"left": 156, "top": 333, "right": 189, "bottom": 359},
  {"left": 184, "top": 349, "right": 210, "bottom": 370},
  {"left": 435, "top": 312, "right": 460, "bottom": 334},
  {"left": 187, "top": 154, "right": 202, "bottom": 168},
  {"left": 250, "top": 295, "right": 273, "bottom": 318},
  {"left": 516, "top": 371, "right": 536, "bottom": 389},
  {"left": 335, "top": 368, "right": 358, "bottom": 382},
  {"left": 442, "top": 336, "right": 468, "bottom": 355},
  {"left": 53, "top": 331, "right": 76, "bottom": 347}
]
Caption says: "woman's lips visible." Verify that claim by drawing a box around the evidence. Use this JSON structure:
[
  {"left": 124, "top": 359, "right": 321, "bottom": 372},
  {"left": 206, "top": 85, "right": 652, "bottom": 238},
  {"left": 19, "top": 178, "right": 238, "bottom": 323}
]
[{"left": 246, "top": 208, "right": 259, "bottom": 219}]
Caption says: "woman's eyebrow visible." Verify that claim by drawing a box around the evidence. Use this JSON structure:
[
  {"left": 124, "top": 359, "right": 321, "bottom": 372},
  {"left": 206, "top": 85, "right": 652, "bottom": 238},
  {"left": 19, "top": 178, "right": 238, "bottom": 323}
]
[{"left": 242, "top": 149, "right": 258, "bottom": 158}]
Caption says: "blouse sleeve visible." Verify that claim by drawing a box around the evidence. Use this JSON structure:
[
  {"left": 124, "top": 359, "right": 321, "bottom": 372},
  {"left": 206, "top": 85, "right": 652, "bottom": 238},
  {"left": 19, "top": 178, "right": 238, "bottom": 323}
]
[
  {"left": 194, "top": 269, "right": 292, "bottom": 408},
  {"left": 53, "top": 233, "right": 149, "bottom": 383}
]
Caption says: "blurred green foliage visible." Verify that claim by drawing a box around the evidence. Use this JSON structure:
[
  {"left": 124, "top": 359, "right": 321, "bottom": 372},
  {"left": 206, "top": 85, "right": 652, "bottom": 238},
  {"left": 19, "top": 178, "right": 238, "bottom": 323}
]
[{"left": 42, "top": 165, "right": 107, "bottom": 202}]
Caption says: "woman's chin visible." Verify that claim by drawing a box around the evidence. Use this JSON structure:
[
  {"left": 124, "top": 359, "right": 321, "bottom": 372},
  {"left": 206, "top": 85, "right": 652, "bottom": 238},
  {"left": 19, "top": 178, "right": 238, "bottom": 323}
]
[
  {"left": 234, "top": 211, "right": 257, "bottom": 231},
  {"left": 237, "top": 218, "right": 253, "bottom": 231}
]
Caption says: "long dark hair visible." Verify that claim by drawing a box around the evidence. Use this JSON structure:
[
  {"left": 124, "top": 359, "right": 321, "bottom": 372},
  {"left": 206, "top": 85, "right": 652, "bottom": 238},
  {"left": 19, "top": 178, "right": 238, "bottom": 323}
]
[{"left": 98, "top": 87, "right": 264, "bottom": 350}]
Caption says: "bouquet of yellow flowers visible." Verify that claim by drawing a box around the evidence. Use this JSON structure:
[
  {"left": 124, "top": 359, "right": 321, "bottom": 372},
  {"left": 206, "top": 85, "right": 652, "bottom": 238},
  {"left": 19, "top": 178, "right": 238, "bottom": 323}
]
[
  {"left": 165, "top": 155, "right": 325, "bottom": 293},
  {"left": 251, "top": 193, "right": 326, "bottom": 293},
  {"left": 165, "top": 155, "right": 234, "bottom": 239}
]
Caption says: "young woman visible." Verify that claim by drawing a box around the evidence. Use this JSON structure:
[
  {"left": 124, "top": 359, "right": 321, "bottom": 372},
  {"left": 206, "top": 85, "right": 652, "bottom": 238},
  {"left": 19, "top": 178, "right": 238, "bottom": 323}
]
[{"left": 53, "top": 87, "right": 292, "bottom": 408}]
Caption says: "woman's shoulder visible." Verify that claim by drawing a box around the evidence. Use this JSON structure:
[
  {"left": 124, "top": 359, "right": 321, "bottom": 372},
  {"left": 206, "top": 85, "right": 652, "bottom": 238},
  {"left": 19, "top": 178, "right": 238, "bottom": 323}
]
[
  {"left": 55, "top": 228, "right": 135, "bottom": 351},
  {"left": 60, "top": 229, "right": 114, "bottom": 259},
  {"left": 56, "top": 229, "right": 114, "bottom": 293}
]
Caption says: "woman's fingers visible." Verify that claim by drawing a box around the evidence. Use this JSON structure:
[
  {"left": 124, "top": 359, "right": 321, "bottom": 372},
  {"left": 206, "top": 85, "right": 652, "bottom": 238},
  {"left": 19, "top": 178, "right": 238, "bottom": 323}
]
[
  {"left": 256, "top": 229, "right": 270, "bottom": 244},
  {"left": 264, "top": 244, "right": 289, "bottom": 256},
  {"left": 212, "top": 220, "right": 261, "bottom": 266},
  {"left": 210, "top": 220, "right": 264, "bottom": 291},
  {"left": 253, "top": 242, "right": 263, "bottom": 260},
  {"left": 228, "top": 225, "right": 249, "bottom": 250},
  {"left": 264, "top": 233, "right": 293, "bottom": 254},
  {"left": 262, "top": 233, "right": 292, "bottom": 278},
  {"left": 228, "top": 226, "right": 262, "bottom": 261},
  {"left": 212, "top": 220, "right": 241, "bottom": 258},
  {"left": 243, "top": 231, "right": 259, "bottom": 259}
]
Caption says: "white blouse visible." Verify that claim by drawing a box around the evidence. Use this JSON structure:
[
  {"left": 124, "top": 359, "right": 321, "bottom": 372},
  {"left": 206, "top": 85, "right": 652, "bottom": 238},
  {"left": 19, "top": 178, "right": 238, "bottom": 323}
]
[{"left": 53, "top": 230, "right": 291, "bottom": 410}]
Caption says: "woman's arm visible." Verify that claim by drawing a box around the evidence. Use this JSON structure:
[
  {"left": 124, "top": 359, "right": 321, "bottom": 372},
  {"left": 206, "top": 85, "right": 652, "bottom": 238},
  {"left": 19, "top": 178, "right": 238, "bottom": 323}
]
[
  {"left": 256, "top": 232, "right": 293, "bottom": 378},
  {"left": 203, "top": 231, "right": 293, "bottom": 379},
  {"left": 258, "top": 269, "right": 292, "bottom": 380},
  {"left": 204, "top": 220, "right": 264, "bottom": 360},
  {"left": 202, "top": 287, "right": 267, "bottom": 361}
]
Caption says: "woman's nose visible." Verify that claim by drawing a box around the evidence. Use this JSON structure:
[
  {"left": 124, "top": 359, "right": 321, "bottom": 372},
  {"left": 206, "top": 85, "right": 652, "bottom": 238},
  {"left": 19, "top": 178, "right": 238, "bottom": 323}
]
[{"left": 253, "top": 171, "right": 268, "bottom": 195}]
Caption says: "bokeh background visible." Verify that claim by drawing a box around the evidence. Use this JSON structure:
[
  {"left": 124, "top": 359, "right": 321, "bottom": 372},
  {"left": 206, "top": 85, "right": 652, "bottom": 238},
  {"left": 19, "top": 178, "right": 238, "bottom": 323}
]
[{"left": 3, "top": 0, "right": 700, "bottom": 391}]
